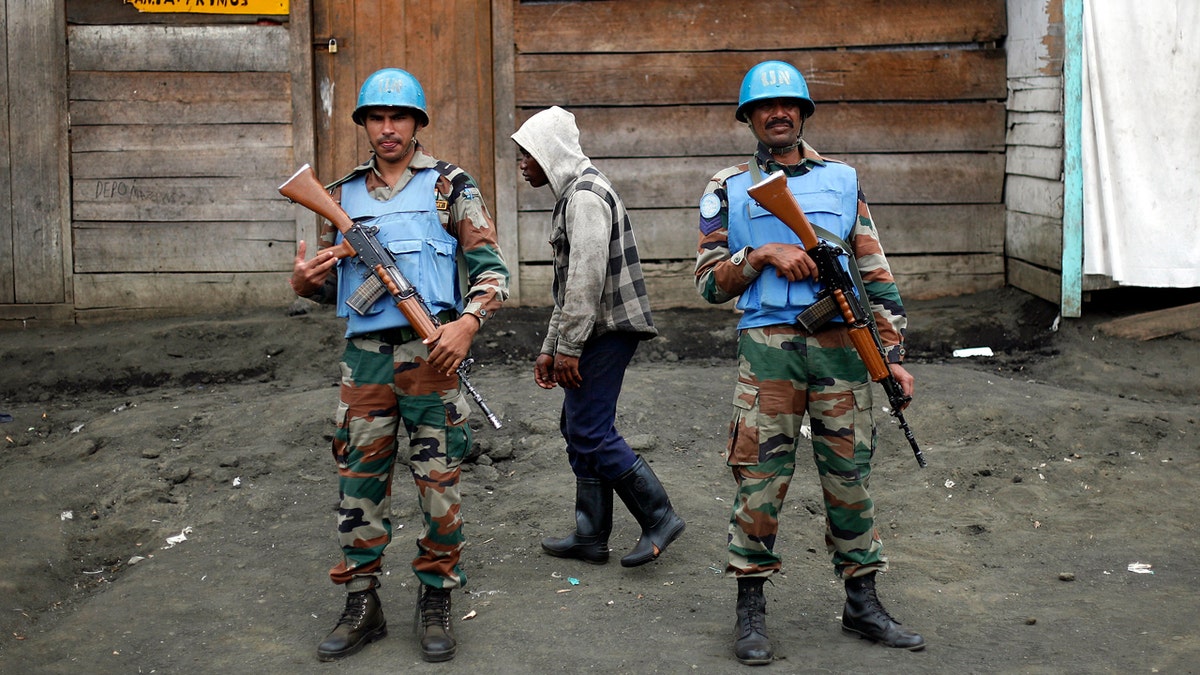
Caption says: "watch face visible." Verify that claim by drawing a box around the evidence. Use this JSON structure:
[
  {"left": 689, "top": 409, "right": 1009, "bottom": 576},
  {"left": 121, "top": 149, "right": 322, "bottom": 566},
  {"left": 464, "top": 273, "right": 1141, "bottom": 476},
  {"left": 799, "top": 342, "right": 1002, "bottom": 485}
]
[{"left": 699, "top": 192, "right": 721, "bottom": 219}]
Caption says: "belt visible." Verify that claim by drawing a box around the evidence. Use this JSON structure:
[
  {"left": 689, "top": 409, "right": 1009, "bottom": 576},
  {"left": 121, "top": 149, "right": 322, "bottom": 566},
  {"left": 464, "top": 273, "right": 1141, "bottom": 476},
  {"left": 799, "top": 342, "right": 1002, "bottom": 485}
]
[{"left": 358, "top": 310, "right": 459, "bottom": 345}]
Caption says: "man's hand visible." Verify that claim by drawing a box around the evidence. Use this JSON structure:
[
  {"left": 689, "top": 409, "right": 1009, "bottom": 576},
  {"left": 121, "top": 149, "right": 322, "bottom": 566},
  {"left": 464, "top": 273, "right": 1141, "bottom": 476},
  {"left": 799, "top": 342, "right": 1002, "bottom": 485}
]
[
  {"left": 289, "top": 240, "right": 338, "bottom": 296},
  {"left": 424, "top": 314, "right": 480, "bottom": 376},
  {"left": 747, "top": 243, "right": 818, "bottom": 282},
  {"left": 534, "top": 353, "right": 556, "bottom": 389},
  {"left": 553, "top": 353, "right": 582, "bottom": 389},
  {"left": 888, "top": 363, "right": 915, "bottom": 410}
]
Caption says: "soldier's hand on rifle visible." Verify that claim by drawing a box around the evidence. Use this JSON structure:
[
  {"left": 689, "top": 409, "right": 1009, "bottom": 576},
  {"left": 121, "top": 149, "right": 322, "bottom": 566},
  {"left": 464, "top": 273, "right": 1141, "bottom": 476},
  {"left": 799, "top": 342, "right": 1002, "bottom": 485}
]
[
  {"left": 888, "top": 363, "right": 915, "bottom": 409},
  {"left": 289, "top": 240, "right": 338, "bottom": 296},
  {"left": 423, "top": 314, "right": 480, "bottom": 376},
  {"left": 747, "top": 243, "right": 819, "bottom": 282},
  {"left": 534, "top": 353, "right": 556, "bottom": 389}
]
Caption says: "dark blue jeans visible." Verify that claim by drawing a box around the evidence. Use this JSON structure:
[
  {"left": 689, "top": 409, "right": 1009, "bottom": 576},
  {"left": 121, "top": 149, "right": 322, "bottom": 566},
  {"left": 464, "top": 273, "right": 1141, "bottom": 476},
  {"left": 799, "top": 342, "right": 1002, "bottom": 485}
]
[{"left": 560, "top": 331, "right": 640, "bottom": 482}]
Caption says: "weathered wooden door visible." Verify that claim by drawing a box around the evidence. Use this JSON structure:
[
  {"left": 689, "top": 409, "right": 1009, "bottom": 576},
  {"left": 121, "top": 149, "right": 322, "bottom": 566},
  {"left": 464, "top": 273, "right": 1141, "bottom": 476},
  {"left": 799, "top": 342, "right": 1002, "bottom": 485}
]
[
  {"left": 1, "top": 0, "right": 71, "bottom": 318},
  {"left": 311, "top": 0, "right": 496, "bottom": 207}
]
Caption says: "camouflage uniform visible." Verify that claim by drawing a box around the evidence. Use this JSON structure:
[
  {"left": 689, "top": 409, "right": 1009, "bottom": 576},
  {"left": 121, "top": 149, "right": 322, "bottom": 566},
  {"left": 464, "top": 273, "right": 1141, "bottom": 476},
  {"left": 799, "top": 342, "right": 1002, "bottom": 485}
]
[
  {"left": 314, "top": 149, "right": 509, "bottom": 590},
  {"left": 695, "top": 142, "right": 907, "bottom": 580}
]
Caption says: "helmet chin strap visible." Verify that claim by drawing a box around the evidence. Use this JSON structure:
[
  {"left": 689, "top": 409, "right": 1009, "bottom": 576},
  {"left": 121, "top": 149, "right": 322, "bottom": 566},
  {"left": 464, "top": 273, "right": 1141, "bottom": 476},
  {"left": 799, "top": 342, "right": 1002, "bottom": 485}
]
[
  {"left": 765, "top": 118, "right": 806, "bottom": 158},
  {"left": 768, "top": 139, "right": 802, "bottom": 155}
]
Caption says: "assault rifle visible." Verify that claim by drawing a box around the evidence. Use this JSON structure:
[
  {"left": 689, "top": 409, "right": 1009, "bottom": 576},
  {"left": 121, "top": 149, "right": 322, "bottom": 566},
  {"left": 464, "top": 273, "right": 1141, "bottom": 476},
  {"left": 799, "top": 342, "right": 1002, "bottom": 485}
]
[
  {"left": 746, "top": 170, "right": 926, "bottom": 468},
  {"left": 278, "top": 163, "right": 502, "bottom": 430}
]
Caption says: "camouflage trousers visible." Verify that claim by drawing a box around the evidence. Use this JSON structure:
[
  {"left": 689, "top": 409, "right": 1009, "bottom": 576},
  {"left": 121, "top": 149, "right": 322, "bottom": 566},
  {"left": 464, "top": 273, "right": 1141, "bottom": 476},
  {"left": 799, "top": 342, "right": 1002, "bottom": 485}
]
[
  {"left": 725, "top": 324, "right": 887, "bottom": 580},
  {"left": 327, "top": 335, "right": 473, "bottom": 590}
]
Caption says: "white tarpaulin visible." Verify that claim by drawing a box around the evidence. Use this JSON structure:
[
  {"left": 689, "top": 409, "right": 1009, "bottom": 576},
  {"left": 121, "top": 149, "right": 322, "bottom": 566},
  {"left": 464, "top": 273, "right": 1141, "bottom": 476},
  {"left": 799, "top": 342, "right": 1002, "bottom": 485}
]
[{"left": 1081, "top": 1, "right": 1200, "bottom": 287}]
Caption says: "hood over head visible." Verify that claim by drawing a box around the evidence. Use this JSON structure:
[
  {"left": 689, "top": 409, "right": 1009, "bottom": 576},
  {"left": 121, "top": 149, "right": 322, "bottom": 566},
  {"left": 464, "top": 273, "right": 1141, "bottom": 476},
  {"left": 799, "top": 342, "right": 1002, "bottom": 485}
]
[{"left": 511, "top": 106, "right": 590, "bottom": 197}]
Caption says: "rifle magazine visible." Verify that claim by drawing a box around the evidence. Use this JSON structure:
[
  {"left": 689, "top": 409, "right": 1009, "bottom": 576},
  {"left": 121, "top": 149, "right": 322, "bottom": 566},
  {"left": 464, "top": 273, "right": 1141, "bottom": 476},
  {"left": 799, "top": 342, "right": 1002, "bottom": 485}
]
[
  {"left": 346, "top": 275, "right": 387, "bottom": 315},
  {"left": 796, "top": 295, "right": 839, "bottom": 332}
]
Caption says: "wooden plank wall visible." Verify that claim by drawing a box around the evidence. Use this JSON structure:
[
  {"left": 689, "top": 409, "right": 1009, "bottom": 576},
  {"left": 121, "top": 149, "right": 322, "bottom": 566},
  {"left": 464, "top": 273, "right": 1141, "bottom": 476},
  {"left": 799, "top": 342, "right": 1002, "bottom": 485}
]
[
  {"left": 507, "top": 0, "right": 1009, "bottom": 308},
  {"left": 0, "top": 0, "right": 72, "bottom": 326},
  {"left": 0, "top": 0, "right": 13, "bottom": 307},
  {"left": 1004, "top": 0, "right": 1068, "bottom": 305},
  {"left": 64, "top": 1, "right": 300, "bottom": 322}
]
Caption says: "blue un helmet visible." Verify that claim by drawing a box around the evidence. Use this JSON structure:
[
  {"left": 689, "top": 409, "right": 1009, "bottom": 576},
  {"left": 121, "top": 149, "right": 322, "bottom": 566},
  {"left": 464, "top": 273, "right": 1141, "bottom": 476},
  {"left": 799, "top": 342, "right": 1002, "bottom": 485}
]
[
  {"left": 735, "top": 60, "right": 815, "bottom": 123},
  {"left": 352, "top": 68, "right": 429, "bottom": 127}
]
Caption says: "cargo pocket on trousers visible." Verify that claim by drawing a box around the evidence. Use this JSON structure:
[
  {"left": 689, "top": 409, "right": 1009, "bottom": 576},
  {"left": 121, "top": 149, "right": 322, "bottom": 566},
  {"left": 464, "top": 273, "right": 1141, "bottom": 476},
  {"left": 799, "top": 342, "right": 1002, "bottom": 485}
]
[
  {"left": 849, "top": 381, "right": 877, "bottom": 464},
  {"left": 726, "top": 379, "right": 761, "bottom": 466},
  {"left": 441, "top": 388, "right": 471, "bottom": 428}
]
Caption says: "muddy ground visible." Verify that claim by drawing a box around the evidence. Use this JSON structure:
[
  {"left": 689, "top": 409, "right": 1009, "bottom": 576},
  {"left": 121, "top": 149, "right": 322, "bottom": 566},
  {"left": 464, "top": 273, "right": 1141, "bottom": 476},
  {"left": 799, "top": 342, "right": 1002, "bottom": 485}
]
[{"left": 0, "top": 287, "right": 1197, "bottom": 674}]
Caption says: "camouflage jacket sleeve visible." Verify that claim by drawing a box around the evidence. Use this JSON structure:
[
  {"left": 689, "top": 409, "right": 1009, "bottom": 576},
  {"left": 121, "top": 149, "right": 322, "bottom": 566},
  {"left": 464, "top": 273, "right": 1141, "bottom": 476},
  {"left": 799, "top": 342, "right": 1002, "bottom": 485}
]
[
  {"left": 694, "top": 163, "right": 764, "bottom": 304},
  {"left": 852, "top": 193, "right": 908, "bottom": 363},
  {"left": 433, "top": 161, "right": 510, "bottom": 325}
]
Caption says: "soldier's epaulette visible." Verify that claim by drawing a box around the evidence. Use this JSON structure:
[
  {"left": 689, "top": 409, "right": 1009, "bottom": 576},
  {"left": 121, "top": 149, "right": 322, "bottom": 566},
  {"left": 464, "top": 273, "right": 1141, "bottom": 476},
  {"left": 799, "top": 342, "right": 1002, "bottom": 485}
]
[
  {"left": 323, "top": 166, "right": 371, "bottom": 192},
  {"left": 710, "top": 163, "right": 748, "bottom": 185}
]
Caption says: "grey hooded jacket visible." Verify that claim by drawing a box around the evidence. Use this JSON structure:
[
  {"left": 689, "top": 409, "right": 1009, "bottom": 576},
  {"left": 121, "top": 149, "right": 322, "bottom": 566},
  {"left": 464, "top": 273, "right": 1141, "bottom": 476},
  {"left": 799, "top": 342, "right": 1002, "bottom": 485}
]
[{"left": 512, "top": 106, "right": 657, "bottom": 357}]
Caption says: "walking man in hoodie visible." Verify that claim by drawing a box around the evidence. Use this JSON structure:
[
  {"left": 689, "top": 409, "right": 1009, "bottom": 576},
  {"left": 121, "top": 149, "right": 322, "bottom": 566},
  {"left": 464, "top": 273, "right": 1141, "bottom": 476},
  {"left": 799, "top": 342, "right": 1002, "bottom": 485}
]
[{"left": 511, "top": 106, "right": 685, "bottom": 568}]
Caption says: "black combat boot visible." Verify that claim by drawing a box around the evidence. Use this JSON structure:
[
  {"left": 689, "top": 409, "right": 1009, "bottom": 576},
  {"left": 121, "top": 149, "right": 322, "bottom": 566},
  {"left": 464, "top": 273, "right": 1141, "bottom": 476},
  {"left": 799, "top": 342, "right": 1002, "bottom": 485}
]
[
  {"left": 542, "top": 476, "right": 613, "bottom": 564},
  {"left": 612, "top": 456, "right": 686, "bottom": 567},
  {"left": 316, "top": 576, "right": 387, "bottom": 661},
  {"left": 416, "top": 584, "right": 457, "bottom": 662},
  {"left": 842, "top": 572, "right": 926, "bottom": 650},
  {"left": 733, "top": 576, "right": 772, "bottom": 665}
]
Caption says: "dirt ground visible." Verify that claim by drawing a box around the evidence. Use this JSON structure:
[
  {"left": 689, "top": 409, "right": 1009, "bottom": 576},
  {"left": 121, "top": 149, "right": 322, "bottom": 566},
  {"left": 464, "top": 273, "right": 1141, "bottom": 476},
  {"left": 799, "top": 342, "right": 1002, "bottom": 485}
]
[{"left": 1, "top": 286, "right": 1198, "bottom": 674}]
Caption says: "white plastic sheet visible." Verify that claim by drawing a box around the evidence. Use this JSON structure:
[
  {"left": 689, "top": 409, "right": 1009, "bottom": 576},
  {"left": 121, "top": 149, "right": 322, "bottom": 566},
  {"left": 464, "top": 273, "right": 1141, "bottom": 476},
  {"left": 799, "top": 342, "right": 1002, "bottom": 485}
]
[{"left": 1082, "top": 2, "right": 1200, "bottom": 287}]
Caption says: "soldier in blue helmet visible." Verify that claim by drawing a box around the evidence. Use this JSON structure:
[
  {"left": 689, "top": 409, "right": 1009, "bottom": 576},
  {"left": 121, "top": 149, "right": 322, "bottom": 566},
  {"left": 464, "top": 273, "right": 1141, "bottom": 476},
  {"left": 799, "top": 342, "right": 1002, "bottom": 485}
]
[
  {"left": 695, "top": 60, "right": 925, "bottom": 664},
  {"left": 290, "top": 67, "right": 509, "bottom": 663}
]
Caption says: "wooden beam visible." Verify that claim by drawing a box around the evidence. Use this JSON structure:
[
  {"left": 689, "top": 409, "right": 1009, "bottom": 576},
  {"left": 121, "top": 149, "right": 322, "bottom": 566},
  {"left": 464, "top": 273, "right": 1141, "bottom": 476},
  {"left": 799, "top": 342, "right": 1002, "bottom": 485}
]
[
  {"left": 74, "top": 272, "right": 295, "bottom": 314},
  {"left": 72, "top": 178, "right": 294, "bottom": 222},
  {"left": 72, "top": 221, "right": 295, "bottom": 274},
  {"left": 516, "top": 203, "right": 1004, "bottom": 263},
  {"left": 289, "top": 0, "right": 318, "bottom": 248},
  {"left": 1095, "top": 303, "right": 1200, "bottom": 341},
  {"left": 520, "top": 102, "right": 1007, "bottom": 158},
  {"left": 68, "top": 24, "right": 290, "bottom": 72},
  {"left": 0, "top": 0, "right": 13, "bottom": 302},
  {"left": 515, "top": 49, "right": 1007, "bottom": 108},
  {"left": 1060, "top": 0, "right": 1084, "bottom": 317},
  {"left": 517, "top": 152, "right": 1005, "bottom": 211},
  {"left": 9, "top": 0, "right": 70, "bottom": 304},
  {"left": 492, "top": 0, "right": 521, "bottom": 304},
  {"left": 516, "top": 0, "right": 1006, "bottom": 54}
]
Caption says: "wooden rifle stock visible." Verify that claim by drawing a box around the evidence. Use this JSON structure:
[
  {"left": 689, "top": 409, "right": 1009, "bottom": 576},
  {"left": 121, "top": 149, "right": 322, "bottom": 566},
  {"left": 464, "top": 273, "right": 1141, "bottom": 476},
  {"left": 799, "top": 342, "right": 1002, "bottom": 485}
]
[
  {"left": 278, "top": 164, "right": 354, "bottom": 233},
  {"left": 745, "top": 171, "right": 822, "bottom": 250}
]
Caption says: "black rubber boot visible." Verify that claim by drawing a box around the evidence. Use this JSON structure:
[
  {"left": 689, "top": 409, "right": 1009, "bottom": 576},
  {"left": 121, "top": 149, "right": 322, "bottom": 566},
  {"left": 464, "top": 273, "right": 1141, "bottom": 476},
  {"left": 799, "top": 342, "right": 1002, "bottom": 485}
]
[
  {"left": 416, "top": 585, "right": 457, "bottom": 662},
  {"left": 612, "top": 456, "right": 685, "bottom": 567},
  {"left": 733, "top": 577, "right": 772, "bottom": 665},
  {"left": 842, "top": 572, "right": 926, "bottom": 650},
  {"left": 316, "top": 577, "right": 387, "bottom": 661},
  {"left": 542, "top": 477, "right": 613, "bottom": 564}
]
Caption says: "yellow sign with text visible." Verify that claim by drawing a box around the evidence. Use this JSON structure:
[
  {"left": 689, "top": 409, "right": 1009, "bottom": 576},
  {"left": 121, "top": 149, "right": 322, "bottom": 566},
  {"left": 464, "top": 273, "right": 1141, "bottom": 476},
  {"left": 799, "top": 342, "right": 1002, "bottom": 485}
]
[{"left": 126, "top": 0, "right": 288, "bottom": 15}]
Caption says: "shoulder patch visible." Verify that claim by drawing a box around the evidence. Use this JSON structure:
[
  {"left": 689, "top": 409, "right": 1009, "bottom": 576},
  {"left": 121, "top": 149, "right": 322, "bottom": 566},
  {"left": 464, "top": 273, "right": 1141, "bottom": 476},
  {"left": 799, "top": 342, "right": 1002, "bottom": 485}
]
[{"left": 699, "top": 192, "right": 721, "bottom": 219}]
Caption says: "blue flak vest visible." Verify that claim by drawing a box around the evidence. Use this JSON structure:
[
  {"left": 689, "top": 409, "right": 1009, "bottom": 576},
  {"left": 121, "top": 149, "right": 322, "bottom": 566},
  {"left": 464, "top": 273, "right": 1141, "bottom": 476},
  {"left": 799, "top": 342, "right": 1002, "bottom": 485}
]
[
  {"left": 726, "top": 161, "right": 860, "bottom": 330},
  {"left": 335, "top": 169, "right": 461, "bottom": 337}
]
